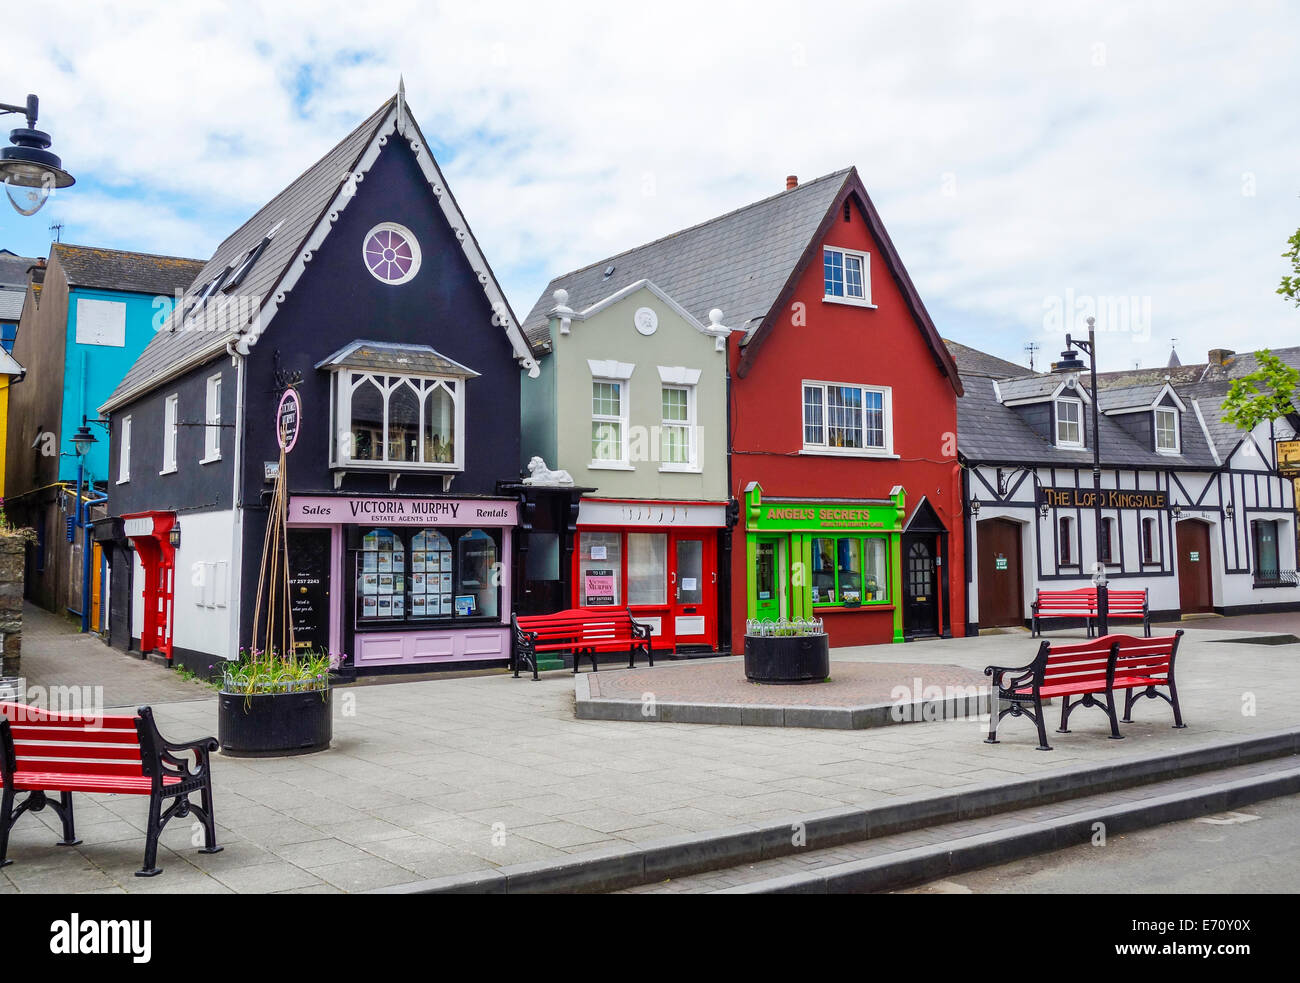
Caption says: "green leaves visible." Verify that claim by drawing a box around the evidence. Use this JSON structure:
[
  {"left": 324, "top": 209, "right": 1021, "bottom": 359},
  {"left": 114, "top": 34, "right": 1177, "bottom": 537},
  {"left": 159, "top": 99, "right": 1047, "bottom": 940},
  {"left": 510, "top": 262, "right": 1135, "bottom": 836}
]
[
  {"left": 1279, "top": 228, "right": 1300, "bottom": 308},
  {"left": 1220, "top": 349, "right": 1300, "bottom": 433}
]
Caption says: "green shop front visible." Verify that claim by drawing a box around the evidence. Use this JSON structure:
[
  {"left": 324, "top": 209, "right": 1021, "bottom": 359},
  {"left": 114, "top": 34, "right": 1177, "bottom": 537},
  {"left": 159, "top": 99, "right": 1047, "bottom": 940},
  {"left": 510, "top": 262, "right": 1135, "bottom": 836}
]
[{"left": 742, "top": 482, "right": 905, "bottom": 646}]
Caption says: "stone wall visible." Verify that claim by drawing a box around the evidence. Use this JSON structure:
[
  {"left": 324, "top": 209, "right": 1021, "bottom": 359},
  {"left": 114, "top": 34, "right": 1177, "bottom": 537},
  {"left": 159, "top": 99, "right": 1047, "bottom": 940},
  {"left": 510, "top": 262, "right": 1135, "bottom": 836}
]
[{"left": 0, "top": 531, "right": 25, "bottom": 676}]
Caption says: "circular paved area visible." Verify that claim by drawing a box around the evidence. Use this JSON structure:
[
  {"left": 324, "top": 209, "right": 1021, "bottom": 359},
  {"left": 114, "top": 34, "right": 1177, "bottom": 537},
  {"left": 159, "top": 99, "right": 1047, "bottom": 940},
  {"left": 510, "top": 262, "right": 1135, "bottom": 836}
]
[{"left": 585, "top": 658, "right": 987, "bottom": 707}]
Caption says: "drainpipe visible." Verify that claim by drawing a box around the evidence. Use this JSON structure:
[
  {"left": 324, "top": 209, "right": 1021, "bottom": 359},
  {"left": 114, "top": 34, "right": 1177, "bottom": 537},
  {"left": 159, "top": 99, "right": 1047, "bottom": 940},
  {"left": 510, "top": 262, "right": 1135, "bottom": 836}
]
[
  {"left": 226, "top": 340, "right": 246, "bottom": 666},
  {"left": 79, "top": 484, "right": 107, "bottom": 632}
]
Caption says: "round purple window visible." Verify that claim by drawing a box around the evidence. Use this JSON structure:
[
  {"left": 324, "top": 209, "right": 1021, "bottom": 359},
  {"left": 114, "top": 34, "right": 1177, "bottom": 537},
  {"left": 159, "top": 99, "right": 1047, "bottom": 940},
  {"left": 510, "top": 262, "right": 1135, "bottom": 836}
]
[{"left": 363, "top": 222, "right": 421, "bottom": 285}]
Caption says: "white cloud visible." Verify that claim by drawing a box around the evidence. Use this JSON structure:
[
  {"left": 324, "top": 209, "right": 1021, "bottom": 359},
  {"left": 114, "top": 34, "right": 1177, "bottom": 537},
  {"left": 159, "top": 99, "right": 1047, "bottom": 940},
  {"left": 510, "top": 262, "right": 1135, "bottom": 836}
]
[{"left": 3, "top": 0, "right": 1297, "bottom": 371}]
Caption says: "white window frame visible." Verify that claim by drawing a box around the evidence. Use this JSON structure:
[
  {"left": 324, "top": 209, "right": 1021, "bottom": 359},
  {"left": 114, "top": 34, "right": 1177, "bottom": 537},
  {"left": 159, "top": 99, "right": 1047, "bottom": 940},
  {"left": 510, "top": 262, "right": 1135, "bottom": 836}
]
[
  {"left": 202, "top": 373, "right": 222, "bottom": 463},
  {"left": 1055, "top": 397, "right": 1084, "bottom": 449},
  {"left": 330, "top": 369, "right": 466, "bottom": 472},
  {"left": 800, "top": 381, "right": 894, "bottom": 457},
  {"left": 822, "top": 246, "right": 873, "bottom": 307},
  {"left": 117, "top": 415, "right": 131, "bottom": 484},
  {"left": 161, "top": 394, "right": 178, "bottom": 475},
  {"left": 590, "top": 377, "right": 631, "bottom": 469},
  {"left": 658, "top": 382, "right": 698, "bottom": 472},
  {"left": 1154, "top": 406, "right": 1180, "bottom": 455}
]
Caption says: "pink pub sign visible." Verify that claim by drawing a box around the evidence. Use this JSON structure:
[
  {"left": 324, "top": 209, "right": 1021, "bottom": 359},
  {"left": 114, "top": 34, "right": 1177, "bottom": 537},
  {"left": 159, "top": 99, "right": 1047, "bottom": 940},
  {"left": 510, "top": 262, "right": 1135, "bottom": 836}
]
[{"left": 288, "top": 495, "right": 517, "bottom": 526}]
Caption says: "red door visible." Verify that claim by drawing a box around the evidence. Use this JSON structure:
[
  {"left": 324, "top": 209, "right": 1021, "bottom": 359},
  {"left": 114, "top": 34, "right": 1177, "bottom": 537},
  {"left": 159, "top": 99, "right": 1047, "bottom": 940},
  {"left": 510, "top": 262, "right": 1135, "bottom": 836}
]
[
  {"left": 1176, "top": 520, "right": 1214, "bottom": 613},
  {"left": 670, "top": 530, "right": 716, "bottom": 649}
]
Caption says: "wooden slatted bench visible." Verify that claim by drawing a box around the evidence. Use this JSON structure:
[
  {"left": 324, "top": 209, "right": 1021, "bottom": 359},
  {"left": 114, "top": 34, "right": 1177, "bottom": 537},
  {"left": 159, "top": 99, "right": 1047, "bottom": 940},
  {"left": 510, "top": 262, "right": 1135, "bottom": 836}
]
[
  {"left": 0, "top": 702, "right": 222, "bottom": 876},
  {"left": 511, "top": 608, "right": 654, "bottom": 680},
  {"left": 983, "top": 630, "right": 1184, "bottom": 750},
  {"left": 1031, "top": 587, "right": 1150, "bottom": 637}
]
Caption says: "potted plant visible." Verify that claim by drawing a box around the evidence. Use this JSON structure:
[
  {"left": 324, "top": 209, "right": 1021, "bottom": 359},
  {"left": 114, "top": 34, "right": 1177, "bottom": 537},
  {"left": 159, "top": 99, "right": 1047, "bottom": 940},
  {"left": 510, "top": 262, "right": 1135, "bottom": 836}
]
[
  {"left": 743, "top": 618, "right": 829, "bottom": 684},
  {"left": 217, "top": 647, "right": 340, "bottom": 757}
]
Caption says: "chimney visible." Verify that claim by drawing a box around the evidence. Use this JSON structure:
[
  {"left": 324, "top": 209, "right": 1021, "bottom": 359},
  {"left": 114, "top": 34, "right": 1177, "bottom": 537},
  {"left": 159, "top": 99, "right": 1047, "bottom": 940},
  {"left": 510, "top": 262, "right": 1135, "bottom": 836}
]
[
  {"left": 1208, "top": 348, "right": 1236, "bottom": 367},
  {"left": 786, "top": 175, "right": 798, "bottom": 190}
]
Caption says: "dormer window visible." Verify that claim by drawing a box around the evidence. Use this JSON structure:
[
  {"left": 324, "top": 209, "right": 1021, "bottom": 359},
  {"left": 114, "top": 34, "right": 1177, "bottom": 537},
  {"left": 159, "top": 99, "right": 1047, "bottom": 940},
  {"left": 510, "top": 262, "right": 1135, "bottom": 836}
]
[
  {"left": 1055, "top": 397, "right": 1084, "bottom": 448},
  {"left": 1155, "top": 406, "right": 1180, "bottom": 454}
]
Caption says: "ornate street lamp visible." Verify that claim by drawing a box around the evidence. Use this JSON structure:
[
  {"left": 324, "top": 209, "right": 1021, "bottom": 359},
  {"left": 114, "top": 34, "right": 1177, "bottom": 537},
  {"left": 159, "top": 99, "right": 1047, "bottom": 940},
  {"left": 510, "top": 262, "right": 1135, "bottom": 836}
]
[
  {"left": 1053, "top": 315, "right": 1109, "bottom": 635},
  {"left": 0, "top": 94, "right": 75, "bottom": 215}
]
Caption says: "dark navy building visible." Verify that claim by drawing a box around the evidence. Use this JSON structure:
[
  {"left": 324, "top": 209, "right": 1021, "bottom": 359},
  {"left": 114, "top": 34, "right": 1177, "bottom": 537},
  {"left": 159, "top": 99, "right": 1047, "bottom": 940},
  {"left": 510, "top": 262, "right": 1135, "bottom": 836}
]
[{"left": 98, "top": 89, "right": 540, "bottom": 675}]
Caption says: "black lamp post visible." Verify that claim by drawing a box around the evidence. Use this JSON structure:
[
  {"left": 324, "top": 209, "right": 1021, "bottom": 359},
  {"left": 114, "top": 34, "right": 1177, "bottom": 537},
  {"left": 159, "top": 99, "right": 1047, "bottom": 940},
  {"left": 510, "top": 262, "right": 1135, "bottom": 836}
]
[
  {"left": 1053, "top": 314, "right": 1109, "bottom": 636},
  {"left": 0, "top": 93, "right": 75, "bottom": 215}
]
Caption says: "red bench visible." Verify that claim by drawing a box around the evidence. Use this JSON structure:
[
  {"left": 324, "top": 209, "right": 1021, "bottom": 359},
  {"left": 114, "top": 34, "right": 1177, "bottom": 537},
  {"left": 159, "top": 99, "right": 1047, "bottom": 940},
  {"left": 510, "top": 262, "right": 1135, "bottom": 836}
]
[
  {"left": 1031, "top": 587, "right": 1150, "bottom": 637},
  {"left": 984, "top": 630, "right": 1184, "bottom": 750},
  {"left": 0, "top": 702, "right": 221, "bottom": 876},
  {"left": 511, "top": 608, "right": 654, "bottom": 680}
]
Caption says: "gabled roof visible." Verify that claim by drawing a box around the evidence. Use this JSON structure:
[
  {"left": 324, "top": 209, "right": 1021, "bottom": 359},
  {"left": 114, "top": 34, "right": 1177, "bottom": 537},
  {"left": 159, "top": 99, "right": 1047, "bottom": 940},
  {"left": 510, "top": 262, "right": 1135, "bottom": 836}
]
[
  {"left": 994, "top": 374, "right": 1091, "bottom": 405},
  {"left": 51, "top": 243, "right": 204, "bottom": 296},
  {"left": 0, "top": 287, "right": 24, "bottom": 321},
  {"left": 103, "top": 88, "right": 536, "bottom": 414},
  {"left": 0, "top": 252, "right": 38, "bottom": 289},
  {"left": 315, "top": 339, "right": 479, "bottom": 378},
  {"left": 549, "top": 278, "right": 730, "bottom": 339},
  {"left": 522, "top": 167, "right": 962, "bottom": 394},
  {"left": 1097, "top": 381, "right": 1186, "bottom": 414}
]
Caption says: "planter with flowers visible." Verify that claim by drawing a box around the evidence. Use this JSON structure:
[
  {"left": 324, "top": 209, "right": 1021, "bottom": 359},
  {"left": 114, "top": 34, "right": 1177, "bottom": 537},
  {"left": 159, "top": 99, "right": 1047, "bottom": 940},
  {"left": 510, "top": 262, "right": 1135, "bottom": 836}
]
[{"left": 217, "top": 647, "right": 340, "bottom": 757}]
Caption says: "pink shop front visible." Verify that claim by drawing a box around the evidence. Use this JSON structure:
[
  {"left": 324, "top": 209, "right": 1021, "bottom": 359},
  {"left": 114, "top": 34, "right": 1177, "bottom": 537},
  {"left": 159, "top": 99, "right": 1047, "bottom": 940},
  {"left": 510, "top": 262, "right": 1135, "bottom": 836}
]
[{"left": 286, "top": 494, "right": 517, "bottom": 670}]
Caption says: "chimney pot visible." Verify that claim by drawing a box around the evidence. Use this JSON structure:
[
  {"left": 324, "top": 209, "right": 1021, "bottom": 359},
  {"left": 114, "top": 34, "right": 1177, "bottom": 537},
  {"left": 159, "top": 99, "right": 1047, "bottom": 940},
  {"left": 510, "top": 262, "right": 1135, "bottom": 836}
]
[{"left": 786, "top": 175, "right": 798, "bottom": 190}]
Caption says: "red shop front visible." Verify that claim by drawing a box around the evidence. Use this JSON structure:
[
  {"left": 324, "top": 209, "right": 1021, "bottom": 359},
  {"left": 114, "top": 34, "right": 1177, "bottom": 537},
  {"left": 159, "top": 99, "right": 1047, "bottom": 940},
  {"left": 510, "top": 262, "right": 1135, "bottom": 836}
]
[
  {"left": 122, "top": 511, "right": 177, "bottom": 662},
  {"left": 572, "top": 498, "right": 728, "bottom": 652}
]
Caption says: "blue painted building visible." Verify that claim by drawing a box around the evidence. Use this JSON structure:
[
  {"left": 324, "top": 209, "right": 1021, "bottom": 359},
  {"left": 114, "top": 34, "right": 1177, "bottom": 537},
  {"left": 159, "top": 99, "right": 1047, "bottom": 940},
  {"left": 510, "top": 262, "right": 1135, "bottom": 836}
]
[{"left": 5, "top": 243, "right": 205, "bottom": 615}]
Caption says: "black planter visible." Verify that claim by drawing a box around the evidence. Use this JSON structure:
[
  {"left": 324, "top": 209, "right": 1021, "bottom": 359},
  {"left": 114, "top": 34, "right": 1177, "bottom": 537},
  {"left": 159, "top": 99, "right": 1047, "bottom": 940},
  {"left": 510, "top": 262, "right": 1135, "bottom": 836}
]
[
  {"left": 218, "top": 688, "right": 332, "bottom": 757},
  {"left": 744, "top": 633, "right": 830, "bottom": 684}
]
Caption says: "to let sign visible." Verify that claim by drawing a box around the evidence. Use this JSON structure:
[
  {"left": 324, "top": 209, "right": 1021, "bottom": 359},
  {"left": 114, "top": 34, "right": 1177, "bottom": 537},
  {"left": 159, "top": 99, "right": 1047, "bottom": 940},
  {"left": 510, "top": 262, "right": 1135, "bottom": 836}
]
[{"left": 277, "top": 388, "right": 301, "bottom": 454}]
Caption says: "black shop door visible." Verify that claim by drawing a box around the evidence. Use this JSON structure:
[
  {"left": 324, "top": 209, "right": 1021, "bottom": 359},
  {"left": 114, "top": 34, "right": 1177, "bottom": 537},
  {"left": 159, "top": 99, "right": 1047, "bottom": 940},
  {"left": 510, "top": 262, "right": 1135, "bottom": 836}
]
[
  {"left": 289, "top": 528, "right": 332, "bottom": 656},
  {"left": 903, "top": 534, "right": 938, "bottom": 638}
]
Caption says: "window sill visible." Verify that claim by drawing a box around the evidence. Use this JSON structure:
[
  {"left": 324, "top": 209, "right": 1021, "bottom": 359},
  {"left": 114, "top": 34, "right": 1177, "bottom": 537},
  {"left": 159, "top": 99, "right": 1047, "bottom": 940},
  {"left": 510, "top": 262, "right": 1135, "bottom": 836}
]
[
  {"left": 159, "top": 467, "right": 177, "bottom": 476},
  {"left": 116, "top": 478, "right": 129, "bottom": 486},
  {"left": 200, "top": 454, "right": 222, "bottom": 466},
  {"left": 658, "top": 464, "right": 702, "bottom": 474},
  {"left": 589, "top": 461, "right": 635, "bottom": 471},
  {"left": 334, "top": 462, "right": 464, "bottom": 473},
  {"left": 1155, "top": 449, "right": 1181, "bottom": 456},
  {"left": 813, "top": 603, "right": 894, "bottom": 613},
  {"left": 822, "top": 296, "right": 877, "bottom": 309},
  {"left": 799, "top": 448, "right": 898, "bottom": 460},
  {"left": 1055, "top": 442, "right": 1085, "bottom": 451}
]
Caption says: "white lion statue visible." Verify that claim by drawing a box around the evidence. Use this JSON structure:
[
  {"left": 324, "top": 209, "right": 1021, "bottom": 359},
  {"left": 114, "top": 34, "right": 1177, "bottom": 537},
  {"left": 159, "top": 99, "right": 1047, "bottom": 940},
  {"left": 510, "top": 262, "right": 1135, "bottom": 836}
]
[{"left": 523, "top": 456, "right": 574, "bottom": 486}]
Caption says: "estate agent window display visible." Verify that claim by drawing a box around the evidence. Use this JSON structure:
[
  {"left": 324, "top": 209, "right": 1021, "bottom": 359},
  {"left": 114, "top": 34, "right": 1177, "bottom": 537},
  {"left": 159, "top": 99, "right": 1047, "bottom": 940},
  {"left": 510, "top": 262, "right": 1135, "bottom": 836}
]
[{"left": 350, "top": 525, "right": 501, "bottom": 626}]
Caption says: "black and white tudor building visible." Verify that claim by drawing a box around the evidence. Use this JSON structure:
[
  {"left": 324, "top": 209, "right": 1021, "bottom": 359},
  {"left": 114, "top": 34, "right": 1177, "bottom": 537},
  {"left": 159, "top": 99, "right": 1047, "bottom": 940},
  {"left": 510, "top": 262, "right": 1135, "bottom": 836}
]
[
  {"left": 951, "top": 341, "right": 1300, "bottom": 632},
  {"left": 96, "top": 88, "right": 540, "bottom": 676}
]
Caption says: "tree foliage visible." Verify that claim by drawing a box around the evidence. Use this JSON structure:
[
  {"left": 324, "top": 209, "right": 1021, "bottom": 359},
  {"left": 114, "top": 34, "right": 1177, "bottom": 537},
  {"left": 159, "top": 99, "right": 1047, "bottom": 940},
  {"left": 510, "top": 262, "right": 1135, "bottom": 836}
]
[
  {"left": 1221, "top": 349, "right": 1300, "bottom": 433},
  {"left": 1280, "top": 228, "right": 1300, "bottom": 307}
]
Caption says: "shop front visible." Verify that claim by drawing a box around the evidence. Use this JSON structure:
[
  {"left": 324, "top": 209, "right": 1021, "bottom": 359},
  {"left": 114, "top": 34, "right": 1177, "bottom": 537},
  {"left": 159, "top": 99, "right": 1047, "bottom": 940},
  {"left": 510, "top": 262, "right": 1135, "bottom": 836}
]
[
  {"left": 743, "top": 482, "right": 905, "bottom": 646},
  {"left": 573, "top": 498, "right": 728, "bottom": 652},
  {"left": 286, "top": 494, "right": 517, "bottom": 670}
]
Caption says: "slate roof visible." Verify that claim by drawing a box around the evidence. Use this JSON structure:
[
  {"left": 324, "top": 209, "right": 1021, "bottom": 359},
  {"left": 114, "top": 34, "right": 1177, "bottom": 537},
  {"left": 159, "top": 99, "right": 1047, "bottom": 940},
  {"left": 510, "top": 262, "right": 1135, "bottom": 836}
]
[
  {"left": 1096, "top": 383, "right": 1170, "bottom": 412},
  {"left": 0, "top": 288, "right": 23, "bottom": 321},
  {"left": 522, "top": 170, "right": 852, "bottom": 346},
  {"left": 957, "top": 345, "right": 1220, "bottom": 470},
  {"left": 995, "top": 375, "right": 1069, "bottom": 402},
  {"left": 0, "top": 252, "right": 38, "bottom": 288},
  {"left": 51, "top": 243, "right": 204, "bottom": 297},
  {"left": 105, "top": 98, "right": 396, "bottom": 409},
  {"left": 943, "top": 339, "right": 1029, "bottom": 380},
  {"left": 315, "top": 339, "right": 479, "bottom": 377}
]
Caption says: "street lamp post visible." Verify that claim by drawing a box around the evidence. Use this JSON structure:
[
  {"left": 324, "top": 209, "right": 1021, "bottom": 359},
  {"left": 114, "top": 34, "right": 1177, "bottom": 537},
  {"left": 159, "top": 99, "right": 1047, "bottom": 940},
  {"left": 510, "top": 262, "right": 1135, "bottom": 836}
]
[
  {"left": 0, "top": 93, "right": 75, "bottom": 215},
  {"left": 1052, "top": 315, "right": 1109, "bottom": 636}
]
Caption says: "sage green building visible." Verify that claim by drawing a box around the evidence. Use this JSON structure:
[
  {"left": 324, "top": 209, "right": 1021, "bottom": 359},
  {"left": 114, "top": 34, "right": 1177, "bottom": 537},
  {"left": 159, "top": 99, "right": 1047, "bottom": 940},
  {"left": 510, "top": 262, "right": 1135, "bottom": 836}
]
[{"left": 519, "top": 279, "right": 733, "bottom": 652}]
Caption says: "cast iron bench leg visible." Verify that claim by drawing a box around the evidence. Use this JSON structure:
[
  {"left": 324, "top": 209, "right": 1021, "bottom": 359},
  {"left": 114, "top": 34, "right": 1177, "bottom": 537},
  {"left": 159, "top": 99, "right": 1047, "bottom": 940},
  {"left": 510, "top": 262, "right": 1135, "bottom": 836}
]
[
  {"left": 0, "top": 786, "right": 13, "bottom": 868},
  {"left": 198, "top": 783, "right": 223, "bottom": 855},
  {"left": 52, "top": 791, "right": 81, "bottom": 846},
  {"left": 137, "top": 793, "right": 164, "bottom": 877},
  {"left": 1168, "top": 678, "right": 1186, "bottom": 728}
]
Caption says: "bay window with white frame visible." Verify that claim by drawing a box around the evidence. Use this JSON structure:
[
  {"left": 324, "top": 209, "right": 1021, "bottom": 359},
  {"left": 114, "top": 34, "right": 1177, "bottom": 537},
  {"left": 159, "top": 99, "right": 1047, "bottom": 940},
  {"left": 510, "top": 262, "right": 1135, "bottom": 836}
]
[
  {"left": 802, "top": 381, "right": 892, "bottom": 455},
  {"left": 330, "top": 369, "right": 466, "bottom": 470}
]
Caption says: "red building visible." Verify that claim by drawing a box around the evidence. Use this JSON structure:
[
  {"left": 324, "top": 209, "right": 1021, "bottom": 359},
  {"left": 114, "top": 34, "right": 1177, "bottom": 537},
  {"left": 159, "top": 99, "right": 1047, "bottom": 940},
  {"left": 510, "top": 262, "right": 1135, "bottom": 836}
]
[{"left": 728, "top": 170, "right": 966, "bottom": 652}]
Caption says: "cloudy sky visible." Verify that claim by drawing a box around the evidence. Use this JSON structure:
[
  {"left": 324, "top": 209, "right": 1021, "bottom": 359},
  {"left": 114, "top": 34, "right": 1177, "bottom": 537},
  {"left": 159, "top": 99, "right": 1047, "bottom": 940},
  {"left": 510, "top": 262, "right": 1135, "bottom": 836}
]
[{"left": 4, "top": 1, "right": 1297, "bottom": 371}]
